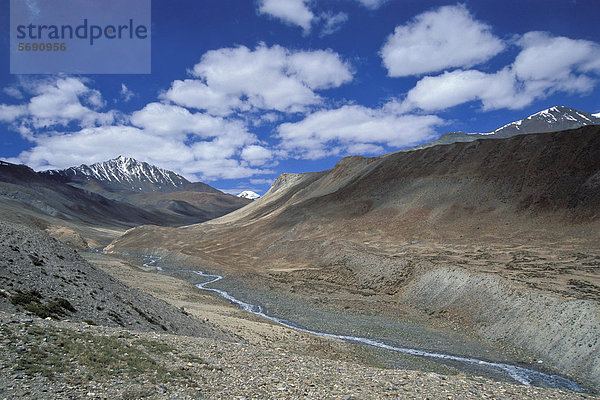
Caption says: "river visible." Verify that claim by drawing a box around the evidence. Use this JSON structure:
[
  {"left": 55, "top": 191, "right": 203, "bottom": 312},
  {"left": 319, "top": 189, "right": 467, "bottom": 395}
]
[{"left": 190, "top": 269, "right": 582, "bottom": 392}]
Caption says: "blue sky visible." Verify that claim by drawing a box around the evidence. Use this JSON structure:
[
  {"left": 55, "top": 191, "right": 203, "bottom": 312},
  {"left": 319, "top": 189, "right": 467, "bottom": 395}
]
[{"left": 1, "top": 0, "right": 600, "bottom": 194}]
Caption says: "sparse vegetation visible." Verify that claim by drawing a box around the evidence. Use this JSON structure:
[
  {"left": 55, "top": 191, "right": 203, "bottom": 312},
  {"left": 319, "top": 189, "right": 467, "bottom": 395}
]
[
  {"left": 6, "top": 323, "right": 212, "bottom": 386},
  {"left": 10, "top": 290, "right": 77, "bottom": 319}
]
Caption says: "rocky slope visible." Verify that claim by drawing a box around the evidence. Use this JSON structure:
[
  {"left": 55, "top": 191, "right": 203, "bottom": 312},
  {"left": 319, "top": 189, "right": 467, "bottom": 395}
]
[
  {"left": 106, "top": 126, "right": 600, "bottom": 389},
  {"left": 0, "top": 221, "right": 231, "bottom": 339},
  {"left": 0, "top": 161, "right": 178, "bottom": 227},
  {"left": 1, "top": 314, "right": 593, "bottom": 399}
]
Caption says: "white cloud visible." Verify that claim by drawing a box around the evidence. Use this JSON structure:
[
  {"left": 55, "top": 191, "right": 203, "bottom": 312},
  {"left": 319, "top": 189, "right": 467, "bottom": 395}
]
[
  {"left": 401, "top": 32, "right": 600, "bottom": 112},
  {"left": 354, "top": 0, "right": 388, "bottom": 9},
  {"left": 257, "top": 0, "right": 314, "bottom": 33},
  {"left": 164, "top": 44, "right": 352, "bottom": 116},
  {"left": 130, "top": 102, "right": 232, "bottom": 139},
  {"left": 402, "top": 69, "right": 521, "bottom": 112},
  {"left": 381, "top": 4, "right": 504, "bottom": 77},
  {"left": 3, "top": 87, "right": 24, "bottom": 99},
  {"left": 5, "top": 76, "right": 274, "bottom": 181},
  {"left": 14, "top": 123, "right": 272, "bottom": 182},
  {"left": 514, "top": 31, "right": 600, "bottom": 81},
  {"left": 276, "top": 104, "right": 444, "bottom": 159},
  {"left": 12, "top": 125, "right": 178, "bottom": 172},
  {"left": 287, "top": 50, "right": 353, "bottom": 89},
  {"left": 319, "top": 12, "right": 348, "bottom": 36},
  {"left": 0, "top": 104, "right": 28, "bottom": 122},
  {"left": 120, "top": 84, "right": 134, "bottom": 102},
  {"left": 20, "top": 77, "right": 115, "bottom": 129},
  {"left": 160, "top": 79, "right": 242, "bottom": 116},
  {"left": 241, "top": 145, "right": 274, "bottom": 166}
]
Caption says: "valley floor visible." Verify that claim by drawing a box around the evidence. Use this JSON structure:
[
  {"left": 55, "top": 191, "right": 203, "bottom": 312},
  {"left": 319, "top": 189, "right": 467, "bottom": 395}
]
[{"left": 2, "top": 252, "right": 594, "bottom": 399}]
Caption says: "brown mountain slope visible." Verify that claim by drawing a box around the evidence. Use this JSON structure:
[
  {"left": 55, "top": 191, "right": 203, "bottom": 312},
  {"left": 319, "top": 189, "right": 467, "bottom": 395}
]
[
  {"left": 107, "top": 126, "right": 600, "bottom": 388},
  {"left": 109, "top": 126, "right": 600, "bottom": 258}
]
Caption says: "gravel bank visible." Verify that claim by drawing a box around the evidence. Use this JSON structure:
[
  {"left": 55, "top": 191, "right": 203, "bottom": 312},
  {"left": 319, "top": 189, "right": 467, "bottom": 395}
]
[{"left": 0, "top": 313, "right": 596, "bottom": 400}]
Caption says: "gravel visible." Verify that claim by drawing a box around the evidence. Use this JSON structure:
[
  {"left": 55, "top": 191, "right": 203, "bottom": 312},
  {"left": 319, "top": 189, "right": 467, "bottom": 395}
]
[{"left": 0, "top": 313, "right": 596, "bottom": 400}]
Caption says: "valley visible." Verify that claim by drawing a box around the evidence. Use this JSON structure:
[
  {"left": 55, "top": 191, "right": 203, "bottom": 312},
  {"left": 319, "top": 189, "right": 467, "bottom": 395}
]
[
  {"left": 104, "top": 125, "right": 600, "bottom": 392},
  {"left": 1, "top": 108, "right": 599, "bottom": 398}
]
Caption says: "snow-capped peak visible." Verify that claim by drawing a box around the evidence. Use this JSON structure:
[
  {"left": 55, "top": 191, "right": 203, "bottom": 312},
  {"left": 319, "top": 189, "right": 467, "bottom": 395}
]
[
  {"left": 486, "top": 106, "right": 600, "bottom": 137},
  {"left": 44, "top": 156, "right": 190, "bottom": 192},
  {"left": 402, "top": 105, "right": 600, "bottom": 153},
  {"left": 237, "top": 190, "right": 260, "bottom": 200}
]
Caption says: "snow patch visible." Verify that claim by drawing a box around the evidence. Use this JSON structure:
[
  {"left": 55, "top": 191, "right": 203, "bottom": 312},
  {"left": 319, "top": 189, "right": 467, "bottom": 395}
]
[{"left": 237, "top": 190, "right": 261, "bottom": 200}]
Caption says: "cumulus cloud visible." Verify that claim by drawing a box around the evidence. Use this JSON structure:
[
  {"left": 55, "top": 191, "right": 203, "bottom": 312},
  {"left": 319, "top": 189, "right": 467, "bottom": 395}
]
[
  {"left": 130, "top": 102, "right": 233, "bottom": 139},
  {"left": 241, "top": 145, "right": 274, "bottom": 166},
  {"left": 257, "top": 0, "right": 314, "bottom": 33},
  {"left": 162, "top": 44, "right": 353, "bottom": 116},
  {"left": 120, "top": 84, "right": 134, "bottom": 102},
  {"left": 276, "top": 104, "right": 444, "bottom": 159},
  {"left": 11, "top": 126, "right": 175, "bottom": 171},
  {"left": 3, "top": 86, "right": 24, "bottom": 99},
  {"left": 401, "top": 69, "right": 521, "bottom": 112},
  {"left": 401, "top": 32, "right": 600, "bottom": 112},
  {"left": 7, "top": 77, "right": 116, "bottom": 129},
  {"left": 513, "top": 31, "right": 600, "bottom": 81},
  {"left": 4, "top": 77, "right": 275, "bottom": 181},
  {"left": 12, "top": 122, "right": 273, "bottom": 181},
  {"left": 160, "top": 79, "right": 242, "bottom": 116},
  {"left": 381, "top": 4, "right": 504, "bottom": 77}
]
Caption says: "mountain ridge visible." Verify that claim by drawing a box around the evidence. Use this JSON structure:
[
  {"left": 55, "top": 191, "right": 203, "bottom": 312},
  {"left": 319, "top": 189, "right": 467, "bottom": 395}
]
[
  {"left": 42, "top": 155, "right": 219, "bottom": 194},
  {"left": 402, "top": 105, "right": 600, "bottom": 152}
]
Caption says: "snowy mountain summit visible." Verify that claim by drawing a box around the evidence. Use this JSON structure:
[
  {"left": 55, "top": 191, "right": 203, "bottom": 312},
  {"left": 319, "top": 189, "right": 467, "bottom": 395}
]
[
  {"left": 237, "top": 190, "right": 260, "bottom": 200},
  {"left": 43, "top": 156, "right": 213, "bottom": 193},
  {"left": 403, "top": 106, "right": 600, "bottom": 152},
  {"left": 482, "top": 105, "right": 600, "bottom": 137}
]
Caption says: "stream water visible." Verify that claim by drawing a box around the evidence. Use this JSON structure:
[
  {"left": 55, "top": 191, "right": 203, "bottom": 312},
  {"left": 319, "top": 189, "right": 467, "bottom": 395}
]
[{"left": 139, "top": 255, "right": 582, "bottom": 392}]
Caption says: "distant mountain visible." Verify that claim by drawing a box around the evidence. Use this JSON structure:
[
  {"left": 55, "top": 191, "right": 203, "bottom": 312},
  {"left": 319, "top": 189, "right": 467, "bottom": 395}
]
[
  {"left": 237, "top": 190, "right": 261, "bottom": 200},
  {"left": 42, "top": 155, "right": 218, "bottom": 194},
  {"left": 0, "top": 160, "right": 186, "bottom": 232},
  {"left": 39, "top": 156, "right": 250, "bottom": 229},
  {"left": 0, "top": 158, "right": 251, "bottom": 247},
  {"left": 403, "top": 106, "right": 600, "bottom": 152}
]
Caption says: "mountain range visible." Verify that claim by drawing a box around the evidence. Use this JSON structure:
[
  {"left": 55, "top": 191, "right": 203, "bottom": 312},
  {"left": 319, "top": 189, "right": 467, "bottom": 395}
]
[
  {"left": 42, "top": 155, "right": 218, "bottom": 195},
  {"left": 2, "top": 105, "right": 600, "bottom": 388},
  {"left": 0, "top": 157, "right": 250, "bottom": 246}
]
